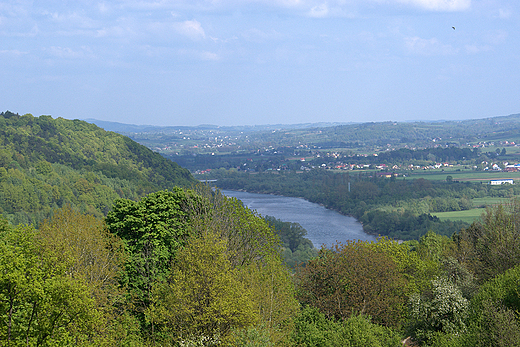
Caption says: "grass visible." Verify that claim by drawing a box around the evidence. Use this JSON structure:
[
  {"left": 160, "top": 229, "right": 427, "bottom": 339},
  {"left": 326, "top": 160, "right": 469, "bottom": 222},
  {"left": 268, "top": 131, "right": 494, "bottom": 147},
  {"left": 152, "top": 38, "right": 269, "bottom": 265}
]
[
  {"left": 432, "top": 209, "right": 485, "bottom": 224},
  {"left": 433, "top": 196, "right": 519, "bottom": 223},
  {"left": 472, "top": 197, "right": 513, "bottom": 207}
]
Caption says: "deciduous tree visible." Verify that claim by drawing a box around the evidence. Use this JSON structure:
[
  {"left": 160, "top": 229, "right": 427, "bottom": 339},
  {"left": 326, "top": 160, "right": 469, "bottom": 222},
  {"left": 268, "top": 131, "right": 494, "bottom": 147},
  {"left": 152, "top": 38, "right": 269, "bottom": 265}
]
[
  {"left": 38, "top": 205, "right": 124, "bottom": 307},
  {"left": 455, "top": 200, "right": 520, "bottom": 282},
  {"left": 147, "top": 232, "right": 258, "bottom": 345},
  {"left": 0, "top": 221, "right": 101, "bottom": 345},
  {"left": 105, "top": 188, "right": 201, "bottom": 317},
  {"left": 296, "top": 240, "right": 407, "bottom": 327}
]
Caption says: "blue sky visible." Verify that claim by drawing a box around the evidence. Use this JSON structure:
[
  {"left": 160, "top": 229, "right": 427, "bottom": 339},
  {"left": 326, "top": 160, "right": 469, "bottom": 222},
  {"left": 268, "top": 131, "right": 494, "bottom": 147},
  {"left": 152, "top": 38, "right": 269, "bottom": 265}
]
[{"left": 1, "top": 0, "right": 518, "bottom": 126}]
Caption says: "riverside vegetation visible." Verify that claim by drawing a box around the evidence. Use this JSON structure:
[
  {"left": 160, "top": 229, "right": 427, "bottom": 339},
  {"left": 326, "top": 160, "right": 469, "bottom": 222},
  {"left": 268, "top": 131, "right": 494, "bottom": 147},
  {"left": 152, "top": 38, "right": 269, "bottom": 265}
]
[
  {"left": 210, "top": 169, "right": 507, "bottom": 240},
  {"left": 2, "top": 112, "right": 520, "bottom": 346}
]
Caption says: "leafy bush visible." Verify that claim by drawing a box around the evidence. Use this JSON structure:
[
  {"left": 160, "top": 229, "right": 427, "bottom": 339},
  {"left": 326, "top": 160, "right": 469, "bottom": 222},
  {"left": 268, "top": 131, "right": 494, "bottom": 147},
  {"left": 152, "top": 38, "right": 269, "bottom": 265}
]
[{"left": 291, "top": 306, "right": 401, "bottom": 347}]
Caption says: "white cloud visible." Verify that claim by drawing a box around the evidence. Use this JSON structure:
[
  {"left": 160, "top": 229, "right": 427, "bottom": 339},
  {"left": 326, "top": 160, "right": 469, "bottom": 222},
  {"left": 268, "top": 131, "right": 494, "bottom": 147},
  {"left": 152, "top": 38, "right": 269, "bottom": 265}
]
[
  {"left": 96, "top": 25, "right": 131, "bottom": 38},
  {"left": 43, "top": 10, "right": 100, "bottom": 29},
  {"left": 242, "top": 28, "right": 282, "bottom": 42},
  {"left": 396, "top": 0, "right": 471, "bottom": 11},
  {"left": 405, "top": 36, "right": 456, "bottom": 55},
  {"left": 483, "top": 30, "right": 507, "bottom": 45},
  {"left": 145, "top": 19, "right": 206, "bottom": 41},
  {"left": 177, "top": 48, "right": 220, "bottom": 61},
  {"left": 2, "top": 24, "right": 39, "bottom": 38},
  {"left": 112, "top": 0, "right": 471, "bottom": 17},
  {"left": 200, "top": 0, "right": 470, "bottom": 12},
  {"left": 0, "top": 49, "right": 28, "bottom": 56},
  {"left": 45, "top": 46, "right": 94, "bottom": 59},
  {"left": 464, "top": 44, "right": 491, "bottom": 54},
  {"left": 98, "top": 2, "right": 110, "bottom": 14},
  {"left": 201, "top": 51, "right": 219, "bottom": 60},
  {"left": 120, "top": 0, "right": 174, "bottom": 11},
  {"left": 174, "top": 20, "right": 206, "bottom": 40},
  {"left": 308, "top": 3, "right": 329, "bottom": 17}
]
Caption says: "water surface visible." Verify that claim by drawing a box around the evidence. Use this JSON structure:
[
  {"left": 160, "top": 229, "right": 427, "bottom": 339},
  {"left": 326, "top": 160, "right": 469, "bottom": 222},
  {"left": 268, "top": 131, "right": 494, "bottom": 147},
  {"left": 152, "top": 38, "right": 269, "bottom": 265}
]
[{"left": 221, "top": 190, "right": 376, "bottom": 248}]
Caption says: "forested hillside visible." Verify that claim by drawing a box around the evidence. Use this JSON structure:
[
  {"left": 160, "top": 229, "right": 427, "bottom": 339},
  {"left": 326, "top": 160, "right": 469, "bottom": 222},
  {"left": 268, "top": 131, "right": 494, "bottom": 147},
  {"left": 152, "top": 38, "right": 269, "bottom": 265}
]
[{"left": 0, "top": 111, "right": 194, "bottom": 225}]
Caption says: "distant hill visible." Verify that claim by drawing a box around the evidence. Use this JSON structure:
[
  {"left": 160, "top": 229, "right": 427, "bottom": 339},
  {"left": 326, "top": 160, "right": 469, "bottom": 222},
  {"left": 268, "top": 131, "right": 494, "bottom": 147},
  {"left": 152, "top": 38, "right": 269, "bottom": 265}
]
[
  {"left": 83, "top": 114, "right": 520, "bottom": 156},
  {"left": 233, "top": 113, "right": 520, "bottom": 149},
  {"left": 0, "top": 111, "right": 195, "bottom": 225},
  {"left": 311, "top": 113, "right": 520, "bottom": 148},
  {"left": 83, "top": 118, "right": 350, "bottom": 134}
]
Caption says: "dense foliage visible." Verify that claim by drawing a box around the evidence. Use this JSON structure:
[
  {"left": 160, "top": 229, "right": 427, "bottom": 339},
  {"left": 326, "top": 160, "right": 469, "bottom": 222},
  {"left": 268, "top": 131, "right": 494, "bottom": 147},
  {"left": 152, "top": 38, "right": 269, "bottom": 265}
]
[
  {"left": 0, "top": 208, "right": 130, "bottom": 346},
  {"left": 291, "top": 306, "right": 402, "bottom": 347},
  {"left": 2, "top": 190, "right": 520, "bottom": 345},
  {"left": 0, "top": 111, "right": 194, "bottom": 226},
  {"left": 264, "top": 216, "right": 318, "bottom": 269},
  {"left": 105, "top": 188, "right": 201, "bottom": 320},
  {"left": 296, "top": 240, "right": 407, "bottom": 327},
  {"left": 104, "top": 186, "right": 298, "bottom": 345},
  {"left": 454, "top": 200, "right": 520, "bottom": 283}
]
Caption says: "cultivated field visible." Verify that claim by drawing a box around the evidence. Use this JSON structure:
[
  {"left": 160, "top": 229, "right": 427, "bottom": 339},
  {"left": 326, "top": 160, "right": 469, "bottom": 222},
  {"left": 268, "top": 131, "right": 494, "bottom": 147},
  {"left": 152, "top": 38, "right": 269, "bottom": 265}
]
[{"left": 432, "top": 209, "right": 486, "bottom": 224}]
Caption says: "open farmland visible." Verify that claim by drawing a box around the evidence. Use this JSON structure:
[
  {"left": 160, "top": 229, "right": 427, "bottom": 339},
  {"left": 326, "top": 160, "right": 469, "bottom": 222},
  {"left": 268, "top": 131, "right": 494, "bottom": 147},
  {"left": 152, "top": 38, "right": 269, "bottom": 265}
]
[{"left": 432, "top": 209, "right": 486, "bottom": 224}]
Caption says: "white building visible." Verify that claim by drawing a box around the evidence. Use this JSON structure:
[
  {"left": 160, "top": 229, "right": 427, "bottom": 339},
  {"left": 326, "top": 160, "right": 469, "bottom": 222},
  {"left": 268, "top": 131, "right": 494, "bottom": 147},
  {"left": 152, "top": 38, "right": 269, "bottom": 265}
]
[{"left": 490, "top": 179, "right": 514, "bottom": 185}]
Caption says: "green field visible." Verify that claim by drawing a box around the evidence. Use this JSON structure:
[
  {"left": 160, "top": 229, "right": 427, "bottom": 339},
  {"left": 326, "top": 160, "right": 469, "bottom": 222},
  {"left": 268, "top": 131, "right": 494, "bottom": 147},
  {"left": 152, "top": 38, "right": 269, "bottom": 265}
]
[
  {"left": 472, "top": 197, "right": 514, "bottom": 207},
  {"left": 432, "top": 208, "right": 486, "bottom": 224},
  {"left": 432, "top": 196, "right": 518, "bottom": 223}
]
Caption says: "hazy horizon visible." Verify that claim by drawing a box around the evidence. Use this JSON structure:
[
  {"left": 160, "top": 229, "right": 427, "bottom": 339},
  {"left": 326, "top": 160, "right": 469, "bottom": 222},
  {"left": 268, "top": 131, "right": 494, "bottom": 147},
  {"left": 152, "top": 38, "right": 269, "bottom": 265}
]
[{"left": 79, "top": 113, "right": 509, "bottom": 128}]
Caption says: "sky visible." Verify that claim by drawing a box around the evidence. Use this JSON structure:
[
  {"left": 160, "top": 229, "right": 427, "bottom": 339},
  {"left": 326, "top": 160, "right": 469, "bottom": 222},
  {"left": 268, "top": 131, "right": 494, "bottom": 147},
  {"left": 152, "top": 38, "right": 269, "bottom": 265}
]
[{"left": 1, "top": 0, "right": 519, "bottom": 126}]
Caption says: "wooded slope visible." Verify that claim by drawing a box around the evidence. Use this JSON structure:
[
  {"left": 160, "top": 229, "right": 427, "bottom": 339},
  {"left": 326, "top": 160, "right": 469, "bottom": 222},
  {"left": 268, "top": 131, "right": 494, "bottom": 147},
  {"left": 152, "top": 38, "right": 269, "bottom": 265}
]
[{"left": 0, "top": 111, "right": 195, "bottom": 225}]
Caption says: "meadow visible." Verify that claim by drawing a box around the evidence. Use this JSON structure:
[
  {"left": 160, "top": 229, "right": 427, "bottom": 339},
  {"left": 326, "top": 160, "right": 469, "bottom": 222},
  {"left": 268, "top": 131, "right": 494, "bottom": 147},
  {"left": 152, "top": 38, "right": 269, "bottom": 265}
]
[
  {"left": 432, "top": 208, "right": 486, "bottom": 224},
  {"left": 432, "top": 195, "right": 519, "bottom": 224}
]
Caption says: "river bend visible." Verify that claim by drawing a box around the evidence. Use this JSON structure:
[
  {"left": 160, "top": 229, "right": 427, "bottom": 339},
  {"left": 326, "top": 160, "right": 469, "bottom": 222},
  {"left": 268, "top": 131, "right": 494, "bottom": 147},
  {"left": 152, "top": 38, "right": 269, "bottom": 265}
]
[{"left": 221, "top": 190, "right": 376, "bottom": 248}]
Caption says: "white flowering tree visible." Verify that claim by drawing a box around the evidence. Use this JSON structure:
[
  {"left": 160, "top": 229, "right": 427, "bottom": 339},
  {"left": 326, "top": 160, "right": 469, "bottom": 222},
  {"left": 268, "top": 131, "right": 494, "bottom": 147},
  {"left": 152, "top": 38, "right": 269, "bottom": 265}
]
[{"left": 408, "top": 276, "right": 469, "bottom": 343}]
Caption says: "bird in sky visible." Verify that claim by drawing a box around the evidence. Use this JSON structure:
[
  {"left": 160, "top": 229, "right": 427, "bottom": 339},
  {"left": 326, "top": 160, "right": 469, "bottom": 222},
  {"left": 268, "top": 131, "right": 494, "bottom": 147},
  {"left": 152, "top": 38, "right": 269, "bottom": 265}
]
[{"left": 452, "top": 26, "right": 456, "bottom": 30}]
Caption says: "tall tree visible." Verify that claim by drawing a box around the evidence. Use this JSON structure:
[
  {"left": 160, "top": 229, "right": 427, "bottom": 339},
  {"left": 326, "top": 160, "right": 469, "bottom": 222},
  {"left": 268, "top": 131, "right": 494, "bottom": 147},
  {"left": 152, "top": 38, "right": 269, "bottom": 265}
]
[
  {"left": 0, "top": 221, "right": 101, "bottom": 345},
  {"left": 407, "top": 277, "right": 469, "bottom": 344},
  {"left": 455, "top": 200, "right": 520, "bottom": 282},
  {"left": 296, "top": 240, "right": 407, "bottom": 328},
  {"left": 105, "top": 188, "right": 201, "bottom": 318},
  {"left": 38, "top": 206, "right": 124, "bottom": 307},
  {"left": 147, "top": 232, "right": 258, "bottom": 345}
]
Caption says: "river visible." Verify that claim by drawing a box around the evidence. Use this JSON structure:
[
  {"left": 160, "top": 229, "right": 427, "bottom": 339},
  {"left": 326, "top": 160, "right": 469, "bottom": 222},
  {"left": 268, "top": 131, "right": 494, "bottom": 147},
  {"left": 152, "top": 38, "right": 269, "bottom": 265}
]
[{"left": 221, "top": 190, "right": 376, "bottom": 248}]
